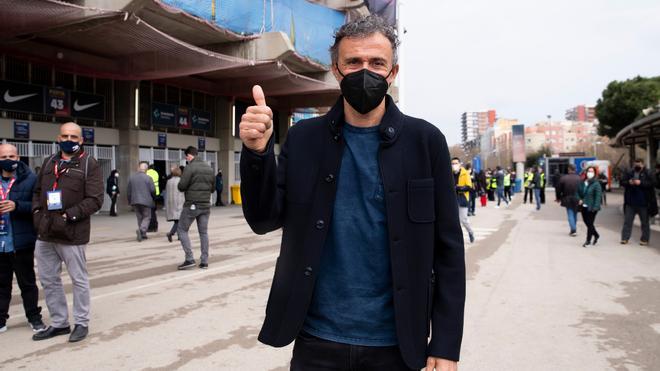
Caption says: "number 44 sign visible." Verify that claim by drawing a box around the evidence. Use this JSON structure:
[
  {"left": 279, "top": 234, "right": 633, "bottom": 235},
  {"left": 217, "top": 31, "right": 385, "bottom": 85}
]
[{"left": 45, "top": 88, "right": 70, "bottom": 116}]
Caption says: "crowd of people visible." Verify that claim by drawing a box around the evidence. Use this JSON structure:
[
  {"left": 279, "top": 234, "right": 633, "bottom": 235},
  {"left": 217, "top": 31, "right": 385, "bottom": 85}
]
[
  {"left": 451, "top": 156, "right": 657, "bottom": 248},
  {"left": 0, "top": 122, "right": 221, "bottom": 343}
]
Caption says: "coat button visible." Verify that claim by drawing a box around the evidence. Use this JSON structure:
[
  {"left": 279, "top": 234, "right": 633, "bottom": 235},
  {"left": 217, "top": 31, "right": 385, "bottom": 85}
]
[
  {"left": 333, "top": 135, "right": 339, "bottom": 141},
  {"left": 304, "top": 266, "right": 313, "bottom": 276},
  {"left": 315, "top": 220, "right": 325, "bottom": 229},
  {"left": 325, "top": 174, "right": 335, "bottom": 183},
  {"left": 386, "top": 127, "right": 396, "bottom": 139}
]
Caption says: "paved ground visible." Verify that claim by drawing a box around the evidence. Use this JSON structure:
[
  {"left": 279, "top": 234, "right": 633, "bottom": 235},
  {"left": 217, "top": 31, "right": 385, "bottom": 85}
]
[{"left": 1, "top": 190, "right": 659, "bottom": 370}]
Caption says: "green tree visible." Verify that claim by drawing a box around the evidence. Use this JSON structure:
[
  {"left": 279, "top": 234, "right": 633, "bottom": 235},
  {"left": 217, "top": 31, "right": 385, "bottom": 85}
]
[
  {"left": 595, "top": 76, "right": 660, "bottom": 137},
  {"left": 525, "top": 146, "right": 551, "bottom": 168}
]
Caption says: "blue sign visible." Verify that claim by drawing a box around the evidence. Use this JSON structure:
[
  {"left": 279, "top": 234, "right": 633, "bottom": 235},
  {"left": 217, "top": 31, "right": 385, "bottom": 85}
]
[
  {"left": 82, "top": 127, "right": 94, "bottom": 144},
  {"left": 198, "top": 137, "right": 206, "bottom": 151},
  {"left": 472, "top": 157, "right": 481, "bottom": 173},
  {"left": 13, "top": 121, "right": 29, "bottom": 139},
  {"left": 152, "top": 102, "right": 178, "bottom": 127},
  {"left": 157, "top": 133, "right": 167, "bottom": 148}
]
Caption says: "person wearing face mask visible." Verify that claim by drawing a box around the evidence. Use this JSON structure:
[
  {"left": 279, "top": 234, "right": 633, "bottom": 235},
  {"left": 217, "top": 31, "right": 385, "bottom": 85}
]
[
  {"left": 239, "top": 15, "right": 465, "bottom": 371},
  {"left": 106, "top": 169, "right": 119, "bottom": 216},
  {"left": 452, "top": 158, "right": 475, "bottom": 243},
  {"left": 577, "top": 167, "right": 602, "bottom": 247},
  {"left": 0, "top": 144, "right": 47, "bottom": 335},
  {"left": 31, "top": 122, "right": 104, "bottom": 343},
  {"left": 620, "top": 159, "right": 656, "bottom": 245}
]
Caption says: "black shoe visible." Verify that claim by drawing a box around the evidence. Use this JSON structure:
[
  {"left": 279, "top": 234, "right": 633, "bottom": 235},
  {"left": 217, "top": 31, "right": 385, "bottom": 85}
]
[
  {"left": 199, "top": 263, "right": 208, "bottom": 269},
  {"left": 136, "top": 230, "right": 142, "bottom": 242},
  {"left": 166, "top": 233, "right": 173, "bottom": 243},
  {"left": 69, "top": 324, "right": 88, "bottom": 343},
  {"left": 593, "top": 235, "right": 599, "bottom": 245},
  {"left": 468, "top": 232, "right": 475, "bottom": 244},
  {"left": 32, "top": 326, "right": 70, "bottom": 341},
  {"left": 29, "top": 319, "right": 47, "bottom": 333},
  {"left": 582, "top": 241, "right": 591, "bottom": 248},
  {"left": 570, "top": 231, "right": 577, "bottom": 237},
  {"left": 177, "top": 260, "right": 196, "bottom": 270}
]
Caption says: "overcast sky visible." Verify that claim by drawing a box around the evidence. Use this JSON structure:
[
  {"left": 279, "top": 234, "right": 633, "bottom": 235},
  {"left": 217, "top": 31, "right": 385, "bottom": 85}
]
[{"left": 398, "top": 0, "right": 660, "bottom": 146}]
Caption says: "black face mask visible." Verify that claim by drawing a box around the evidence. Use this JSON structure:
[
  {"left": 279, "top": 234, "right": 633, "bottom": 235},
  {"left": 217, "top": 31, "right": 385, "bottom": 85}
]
[
  {"left": 0, "top": 159, "right": 18, "bottom": 173},
  {"left": 59, "top": 140, "right": 81, "bottom": 154},
  {"left": 338, "top": 67, "right": 391, "bottom": 114},
  {"left": 634, "top": 166, "right": 642, "bottom": 172}
]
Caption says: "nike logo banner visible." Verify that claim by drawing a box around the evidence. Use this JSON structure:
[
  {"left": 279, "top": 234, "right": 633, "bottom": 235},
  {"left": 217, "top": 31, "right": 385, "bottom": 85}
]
[
  {"left": 71, "top": 91, "right": 105, "bottom": 120},
  {"left": 0, "top": 80, "right": 45, "bottom": 113}
]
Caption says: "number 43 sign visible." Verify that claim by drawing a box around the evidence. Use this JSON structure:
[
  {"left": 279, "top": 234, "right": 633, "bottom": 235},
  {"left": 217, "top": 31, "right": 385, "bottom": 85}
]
[{"left": 45, "top": 88, "right": 70, "bottom": 116}]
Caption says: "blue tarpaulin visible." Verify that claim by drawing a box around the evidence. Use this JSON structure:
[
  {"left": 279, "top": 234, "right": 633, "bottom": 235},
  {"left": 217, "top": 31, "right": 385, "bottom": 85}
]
[{"left": 162, "top": 0, "right": 345, "bottom": 65}]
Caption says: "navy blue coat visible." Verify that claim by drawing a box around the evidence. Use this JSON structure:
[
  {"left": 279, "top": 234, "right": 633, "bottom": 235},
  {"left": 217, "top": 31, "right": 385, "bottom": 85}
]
[
  {"left": 5, "top": 161, "right": 37, "bottom": 251},
  {"left": 240, "top": 96, "right": 466, "bottom": 368}
]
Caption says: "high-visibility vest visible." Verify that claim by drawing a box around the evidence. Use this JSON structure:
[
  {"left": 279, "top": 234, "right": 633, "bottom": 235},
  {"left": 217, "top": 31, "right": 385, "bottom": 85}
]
[
  {"left": 524, "top": 172, "right": 533, "bottom": 188},
  {"left": 540, "top": 173, "right": 545, "bottom": 188},
  {"left": 503, "top": 174, "right": 511, "bottom": 187},
  {"left": 146, "top": 168, "right": 160, "bottom": 196},
  {"left": 486, "top": 176, "right": 491, "bottom": 190},
  {"left": 490, "top": 177, "right": 498, "bottom": 189}
]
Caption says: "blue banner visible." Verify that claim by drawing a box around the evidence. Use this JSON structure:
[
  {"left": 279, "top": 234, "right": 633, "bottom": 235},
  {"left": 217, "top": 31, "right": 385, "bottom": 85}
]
[
  {"left": 191, "top": 109, "right": 212, "bottom": 131},
  {"left": 152, "top": 102, "right": 178, "bottom": 128}
]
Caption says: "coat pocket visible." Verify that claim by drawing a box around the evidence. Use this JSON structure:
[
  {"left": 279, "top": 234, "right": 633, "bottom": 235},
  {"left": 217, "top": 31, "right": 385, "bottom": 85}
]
[{"left": 408, "top": 178, "right": 435, "bottom": 223}]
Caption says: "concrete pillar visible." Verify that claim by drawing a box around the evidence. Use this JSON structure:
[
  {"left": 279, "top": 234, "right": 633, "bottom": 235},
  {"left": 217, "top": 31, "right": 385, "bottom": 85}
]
[
  {"left": 629, "top": 144, "right": 636, "bottom": 168},
  {"left": 114, "top": 80, "right": 141, "bottom": 212},
  {"left": 647, "top": 135, "right": 658, "bottom": 170},
  {"left": 215, "top": 96, "right": 234, "bottom": 205}
]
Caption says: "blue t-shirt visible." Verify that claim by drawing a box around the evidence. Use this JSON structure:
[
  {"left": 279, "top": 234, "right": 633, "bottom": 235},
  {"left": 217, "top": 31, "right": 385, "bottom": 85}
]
[
  {"left": 0, "top": 178, "right": 14, "bottom": 253},
  {"left": 303, "top": 122, "right": 397, "bottom": 346}
]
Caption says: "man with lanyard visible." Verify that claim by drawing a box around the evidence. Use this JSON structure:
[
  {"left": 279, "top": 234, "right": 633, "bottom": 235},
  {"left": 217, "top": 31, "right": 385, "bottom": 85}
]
[
  {"left": 31, "top": 122, "right": 104, "bottom": 342},
  {"left": 239, "top": 15, "right": 465, "bottom": 371},
  {"left": 0, "top": 144, "right": 46, "bottom": 334}
]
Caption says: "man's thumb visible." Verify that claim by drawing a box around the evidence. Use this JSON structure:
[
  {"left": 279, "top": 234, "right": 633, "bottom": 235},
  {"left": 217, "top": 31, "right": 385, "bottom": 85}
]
[{"left": 252, "top": 85, "right": 267, "bottom": 106}]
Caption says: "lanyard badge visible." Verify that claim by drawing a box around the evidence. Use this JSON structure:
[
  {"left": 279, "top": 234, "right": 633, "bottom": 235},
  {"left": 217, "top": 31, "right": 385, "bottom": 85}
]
[
  {"left": 47, "top": 162, "right": 64, "bottom": 211},
  {"left": 0, "top": 178, "right": 15, "bottom": 236}
]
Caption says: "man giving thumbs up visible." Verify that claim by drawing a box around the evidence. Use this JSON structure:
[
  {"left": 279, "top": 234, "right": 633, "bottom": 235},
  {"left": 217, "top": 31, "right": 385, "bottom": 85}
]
[{"left": 239, "top": 15, "right": 465, "bottom": 371}]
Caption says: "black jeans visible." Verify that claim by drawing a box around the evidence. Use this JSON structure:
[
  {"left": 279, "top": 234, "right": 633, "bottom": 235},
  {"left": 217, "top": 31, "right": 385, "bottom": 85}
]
[
  {"left": 215, "top": 190, "right": 224, "bottom": 206},
  {"left": 291, "top": 332, "right": 414, "bottom": 371},
  {"left": 504, "top": 186, "right": 511, "bottom": 201},
  {"left": 468, "top": 191, "right": 476, "bottom": 214},
  {"left": 524, "top": 188, "right": 533, "bottom": 203},
  {"left": 581, "top": 209, "right": 600, "bottom": 243},
  {"left": 0, "top": 249, "right": 42, "bottom": 326},
  {"left": 168, "top": 220, "right": 179, "bottom": 236},
  {"left": 621, "top": 205, "right": 650, "bottom": 242},
  {"left": 109, "top": 194, "right": 118, "bottom": 215}
]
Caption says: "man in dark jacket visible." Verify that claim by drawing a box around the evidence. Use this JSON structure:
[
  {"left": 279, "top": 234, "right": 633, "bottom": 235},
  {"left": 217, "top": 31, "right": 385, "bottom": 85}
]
[
  {"left": 239, "top": 15, "right": 465, "bottom": 370},
  {"left": 556, "top": 164, "right": 581, "bottom": 236},
  {"left": 127, "top": 162, "right": 156, "bottom": 242},
  {"left": 215, "top": 170, "right": 224, "bottom": 206},
  {"left": 0, "top": 144, "right": 46, "bottom": 334},
  {"left": 621, "top": 159, "right": 656, "bottom": 245},
  {"left": 176, "top": 146, "right": 215, "bottom": 270},
  {"left": 31, "top": 122, "right": 104, "bottom": 343}
]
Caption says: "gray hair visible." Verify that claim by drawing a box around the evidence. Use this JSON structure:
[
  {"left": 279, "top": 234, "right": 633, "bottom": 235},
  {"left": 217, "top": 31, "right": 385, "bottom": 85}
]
[{"left": 330, "top": 15, "right": 399, "bottom": 66}]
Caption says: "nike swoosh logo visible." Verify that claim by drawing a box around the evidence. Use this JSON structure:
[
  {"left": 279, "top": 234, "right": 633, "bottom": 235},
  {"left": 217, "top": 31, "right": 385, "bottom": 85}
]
[
  {"left": 4, "top": 90, "right": 38, "bottom": 103},
  {"left": 73, "top": 100, "right": 100, "bottom": 111}
]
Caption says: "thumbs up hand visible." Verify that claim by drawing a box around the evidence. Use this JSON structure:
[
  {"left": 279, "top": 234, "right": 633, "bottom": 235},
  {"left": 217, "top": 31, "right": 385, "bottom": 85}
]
[{"left": 240, "top": 85, "right": 274, "bottom": 153}]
